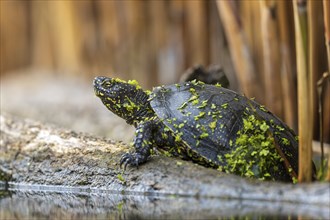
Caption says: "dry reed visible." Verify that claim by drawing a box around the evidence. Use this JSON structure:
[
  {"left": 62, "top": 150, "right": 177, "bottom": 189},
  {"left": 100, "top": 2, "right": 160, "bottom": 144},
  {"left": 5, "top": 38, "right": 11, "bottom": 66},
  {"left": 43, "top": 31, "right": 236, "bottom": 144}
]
[{"left": 293, "top": 0, "right": 313, "bottom": 182}]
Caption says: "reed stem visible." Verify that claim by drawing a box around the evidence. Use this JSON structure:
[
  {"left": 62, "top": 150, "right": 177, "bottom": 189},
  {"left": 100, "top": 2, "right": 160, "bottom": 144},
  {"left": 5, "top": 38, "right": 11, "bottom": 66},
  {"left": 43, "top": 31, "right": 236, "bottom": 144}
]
[{"left": 293, "top": 0, "right": 313, "bottom": 183}]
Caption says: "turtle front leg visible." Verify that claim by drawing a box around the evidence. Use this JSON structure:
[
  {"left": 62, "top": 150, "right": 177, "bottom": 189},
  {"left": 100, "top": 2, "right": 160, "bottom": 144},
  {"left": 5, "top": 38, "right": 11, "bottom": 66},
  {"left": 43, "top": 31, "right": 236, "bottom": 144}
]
[{"left": 120, "top": 121, "right": 156, "bottom": 169}]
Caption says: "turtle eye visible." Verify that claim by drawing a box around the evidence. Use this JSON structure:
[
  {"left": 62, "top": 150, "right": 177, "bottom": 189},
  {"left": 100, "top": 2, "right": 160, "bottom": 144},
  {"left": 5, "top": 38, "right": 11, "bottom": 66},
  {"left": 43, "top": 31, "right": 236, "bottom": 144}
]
[{"left": 101, "top": 81, "right": 112, "bottom": 89}]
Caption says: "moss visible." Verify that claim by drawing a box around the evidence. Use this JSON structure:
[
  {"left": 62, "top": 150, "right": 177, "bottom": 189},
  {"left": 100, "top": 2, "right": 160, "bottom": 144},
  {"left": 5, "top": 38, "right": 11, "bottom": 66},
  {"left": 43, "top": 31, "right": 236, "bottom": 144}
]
[
  {"left": 200, "top": 133, "right": 209, "bottom": 139},
  {"left": 292, "top": 177, "right": 298, "bottom": 184},
  {"left": 220, "top": 114, "right": 282, "bottom": 181},
  {"left": 188, "top": 95, "right": 198, "bottom": 102},
  {"left": 192, "top": 99, "right": 199, "bottom": 105},
  {"left": 175, "top": 132, "right": 183, "bottom": 142},
  {"left": 178, "top": 123, "right": 185, "bottom": 128},
  {"left": 176, "top": 161, "right": 183, "bottom": 166},
  {"left": 189, "top": 88, "right": 196, "bottom": 93},
  {"left": 221, "top": 103, "right": 228, "bottom": 109},
  {"left": 117, "top": 173, "right": 126, "bottom": 184},
  {"left": 178, "top": 102, "right": 188, "bottom": 110},
  {"left": 215, "top": 83, "right": 222, "bottom": 87},
  {"left": 197, "top": 100, "right": 208, "bottom": 109},
  {"left": 128, "top": 79, "right": 142, "bottom": 89},
  {"left": 281, "top": 137, "right": 290, "bottom": 146},
  {"left": 161, "top": 133, "right": 168, "bottom": 139},
  {"left": 259, "top": 105, "right": 268, "bottom": 112},
  {"left": 276, "top": 125, "right": 285, "bottom": 131},
  {"left": 194, "top": 112, "right": 205, "bottom": 121},
  {"left": 208, "top": 120, "right": 217, "bottom": 132}
]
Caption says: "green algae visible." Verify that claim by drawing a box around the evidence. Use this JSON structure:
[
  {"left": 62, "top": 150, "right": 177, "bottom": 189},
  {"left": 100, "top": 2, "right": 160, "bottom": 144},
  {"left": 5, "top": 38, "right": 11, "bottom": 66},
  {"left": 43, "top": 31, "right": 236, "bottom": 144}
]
[{"left": 219, "top": 115, "right": 282, "bottom": 181}]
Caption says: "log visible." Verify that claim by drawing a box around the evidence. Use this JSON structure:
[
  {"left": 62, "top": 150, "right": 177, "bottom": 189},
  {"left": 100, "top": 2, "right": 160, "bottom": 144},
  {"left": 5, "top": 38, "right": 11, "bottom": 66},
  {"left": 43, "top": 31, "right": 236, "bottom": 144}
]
[{"left": 0, "top": 113, "right": 329, "bottom": 219}]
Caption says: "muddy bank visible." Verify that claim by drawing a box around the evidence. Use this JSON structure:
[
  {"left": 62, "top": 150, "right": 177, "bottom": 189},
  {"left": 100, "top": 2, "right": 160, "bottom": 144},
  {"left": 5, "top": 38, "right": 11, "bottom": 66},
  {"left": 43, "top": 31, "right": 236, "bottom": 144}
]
[{"left": 0, "top": 113, "right": 329, "bottom": 207}]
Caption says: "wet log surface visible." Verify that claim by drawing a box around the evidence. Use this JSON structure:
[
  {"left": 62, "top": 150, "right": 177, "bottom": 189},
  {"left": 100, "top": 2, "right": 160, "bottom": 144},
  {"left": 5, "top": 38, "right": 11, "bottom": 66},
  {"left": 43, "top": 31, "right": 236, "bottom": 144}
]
[{"left": 1, "top": 113, "right": 329, "bottom": 219}]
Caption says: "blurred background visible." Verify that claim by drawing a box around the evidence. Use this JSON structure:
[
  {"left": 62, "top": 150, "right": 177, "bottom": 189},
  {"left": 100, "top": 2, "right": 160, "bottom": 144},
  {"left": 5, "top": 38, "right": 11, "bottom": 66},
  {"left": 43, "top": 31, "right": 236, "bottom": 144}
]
[{"left": 0, "top": 0, "right": 329, "bottom": 144}]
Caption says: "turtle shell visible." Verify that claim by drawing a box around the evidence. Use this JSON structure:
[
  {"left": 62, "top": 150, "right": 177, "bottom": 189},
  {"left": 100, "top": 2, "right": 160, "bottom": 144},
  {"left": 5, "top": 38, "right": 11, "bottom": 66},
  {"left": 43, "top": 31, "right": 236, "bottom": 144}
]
[{"left": 150, "top": 81, "right": 299, "bottom": 181}]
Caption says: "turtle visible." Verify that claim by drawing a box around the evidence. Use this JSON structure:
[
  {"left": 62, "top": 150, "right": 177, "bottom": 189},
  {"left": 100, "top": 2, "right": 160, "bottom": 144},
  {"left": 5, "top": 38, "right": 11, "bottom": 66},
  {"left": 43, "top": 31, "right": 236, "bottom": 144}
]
[{"left": 93, "top": 76, "right": 308, "bottom": 182}]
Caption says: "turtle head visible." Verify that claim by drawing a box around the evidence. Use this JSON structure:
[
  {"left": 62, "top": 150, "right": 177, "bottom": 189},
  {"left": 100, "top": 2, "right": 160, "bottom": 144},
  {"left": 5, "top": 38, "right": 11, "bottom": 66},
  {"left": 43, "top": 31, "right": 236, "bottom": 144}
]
[{"left": 93, "top": 76, "right": 150, "bottom": 125}]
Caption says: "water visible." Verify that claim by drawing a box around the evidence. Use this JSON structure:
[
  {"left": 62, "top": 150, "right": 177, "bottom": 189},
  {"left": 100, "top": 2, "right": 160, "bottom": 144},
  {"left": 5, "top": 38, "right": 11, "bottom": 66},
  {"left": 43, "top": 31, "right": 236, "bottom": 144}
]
[{"left": 0, "top": 184, "right": 328, "bottom": 219}]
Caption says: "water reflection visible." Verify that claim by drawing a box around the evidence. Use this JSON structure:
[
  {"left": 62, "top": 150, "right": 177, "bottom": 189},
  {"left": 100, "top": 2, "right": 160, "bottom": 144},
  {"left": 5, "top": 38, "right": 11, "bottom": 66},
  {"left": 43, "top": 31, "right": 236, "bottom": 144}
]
[{"left": 0, "top": 185, "right": 328, "bottom": 219}]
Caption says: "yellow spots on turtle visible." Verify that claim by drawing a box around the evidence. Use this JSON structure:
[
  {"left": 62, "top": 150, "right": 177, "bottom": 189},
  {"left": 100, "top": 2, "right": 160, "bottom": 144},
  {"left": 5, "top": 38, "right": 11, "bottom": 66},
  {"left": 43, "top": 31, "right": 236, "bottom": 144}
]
[
  {"left": 185, "top": 112, "right": 192, "bottom": 117},
  {"left": 99, "top": 92, "right": 104, "bottom": 97},
  {"left": 217, "top": 155, "right": 224, "bottom": 163},
  {"left": 259, "top": 105, "right": 268, "bottom": 112},
  {"left": 194, "top": 112, "right": 205, "bottom": 121},
  {"left": 210, "top": 110, "right": 223, "bottom": 120},
  {"left": 122, "top": 96, "right": 141, "bottom": 113},
  {"left": 197, "top": 100, "right": 208, "bottom": 109},
  {"left": 112, "top": 78, "right": 127, "bottom": 84},
  {"left": 175, "top": 132, "right": 183, "bottom": 142},
  {"left": 127, "top": 79, "right": 142, "bottom": 89},
  {"left": 178, "top": 102, "right": 188, "bottom": 110},
  {"left": 245, "top": 107, "right": 251, "bottom": 112},
  {"left": 123, "top": 103, "right": 134, "bottom": 112},
  {"left": 200, "top": 132, "right": 209, "bottom": 139},
  {"left": 208, "top": 120, "right": 217, "bottom": 132},
  {"left": 215, "top": 83, "right": 222, "bottom": 88},
  {"left": 106, "top": 97, "right": 113, "bottom": 102},
  {"left": 142, "top": 140, "right": 150, "bottom": 147},
  {"left": 276, "top": 125, "right": 285, "bottom": 131},
  {"left": 188, "top": 95, "right": 198, "bottom": 102},
  {"left": 192, "top": 99, "right": 199, "bottom": 105},
  {"left": 259, "top": 121, "right": 269, "bottom": 132},
  {"left": 211, "top": 103, "right": 217, "bottom": 109},
  {"left": 147, "top": 93, "right": 156, "bottom": 101},
  {"left": 281, "top": 137, "right": 290, "bottom": 145},
  {"left": 234, "top": 97, "right": 239, "bottom": 101},
  {"left": 161, "top": 133, "right": 168, "bottom": 139},
  {"left": 178, "top": 123, "right": 185, "bottom": 129},
  {"left": 159, "top": 86, "right": 171, "bottom": 93},
  {"left": 221, "top": 103, "right": 228, "bottom": 109},
  {"left": 190, "top": 79, "right": 205, "bottom": 87},
  {"left": 163, "top": 151, "right": 172, "bottom": 157}
]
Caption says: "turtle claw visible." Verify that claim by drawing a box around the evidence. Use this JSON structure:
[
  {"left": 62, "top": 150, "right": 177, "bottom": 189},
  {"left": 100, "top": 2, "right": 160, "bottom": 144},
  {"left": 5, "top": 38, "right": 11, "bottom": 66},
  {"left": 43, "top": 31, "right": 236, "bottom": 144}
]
[{"left": 120, "top": 153, "right": 139, "bottom": 170}]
